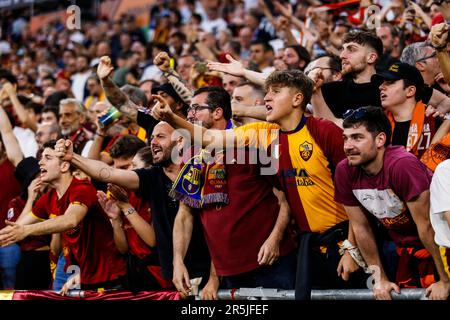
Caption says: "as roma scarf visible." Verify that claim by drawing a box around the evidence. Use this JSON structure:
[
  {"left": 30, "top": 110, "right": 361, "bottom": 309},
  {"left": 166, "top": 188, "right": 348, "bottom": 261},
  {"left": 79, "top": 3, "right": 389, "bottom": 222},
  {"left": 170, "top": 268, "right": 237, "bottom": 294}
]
[{"left": 387, "top": 101, "right": 426, "bottom": 156}]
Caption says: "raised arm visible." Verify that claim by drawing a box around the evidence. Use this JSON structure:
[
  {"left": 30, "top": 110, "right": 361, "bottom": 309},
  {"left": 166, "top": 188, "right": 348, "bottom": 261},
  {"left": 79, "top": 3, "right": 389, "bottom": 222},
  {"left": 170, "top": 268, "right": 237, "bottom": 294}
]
[
  {"left": 0, "top": 104, "right": 24, "bottom": 166},
  {"left": 153, "top": 52, "right": 193, "bottom": 105},
  {"left": 232, "top": 102, "right": 267, "bottom": 122},
  {"left": 108, "top": 184, "right": 156, "bottom": 248},
  {"left": 55, "top": 139, "right": 140, "bottom": 191},
  {"left": 2, "top": 82, "right": 38, "bottom": 132},
  {"left": 344, "top": 205, "right": 400, "bottom": 300},
  {"left": 97, "top": 190, "right": 129, "bottom": 254},
  {"left": 152, "top": 95, "right": 236, "bottom": 150},
  {"left": 407, "top": 190, "right": 450, "bottom": 300},
  {"left": 429, "top": 23, "right": 450, "bottom": 85},
  {"left": 207, "top": 54, "right": 266, "bottom": 86},
  {"left": 97, "top": 56, "right": 138, "bottom": 122}
]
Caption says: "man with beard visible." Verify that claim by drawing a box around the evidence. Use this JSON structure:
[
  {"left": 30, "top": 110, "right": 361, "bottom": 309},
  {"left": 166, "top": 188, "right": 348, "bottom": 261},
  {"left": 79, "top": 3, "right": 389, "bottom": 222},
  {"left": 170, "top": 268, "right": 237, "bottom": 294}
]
[
  {"left": 0, "top": 140, "right": 127, "bottom": 291},
  {"left": 282, "top": 45, "right": 311, "bottom": 72},
  {"left": 53, "top": 122, "right": 212, "bottom": 290},
  {"left": 171, "top": 87, "right": 297, "bottom": 299},
  {"left": 58, "top": 98, "right": 93, "bottom": 156},
  {"left": 152, "top": 70, "right": 368, "bottom": 300},
  {"left": 334, "top": 106, "right": 450, "bottom": 300}
]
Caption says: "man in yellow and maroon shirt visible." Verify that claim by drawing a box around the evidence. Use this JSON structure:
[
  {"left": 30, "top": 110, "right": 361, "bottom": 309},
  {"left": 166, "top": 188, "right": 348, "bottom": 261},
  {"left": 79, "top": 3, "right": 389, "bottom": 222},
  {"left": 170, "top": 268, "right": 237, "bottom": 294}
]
[
  {"left": 152, "top": 69, "right": 367, "bottom": 299},
  {"left": 0, "top": 140, "right": 126, "bottom": 291}
]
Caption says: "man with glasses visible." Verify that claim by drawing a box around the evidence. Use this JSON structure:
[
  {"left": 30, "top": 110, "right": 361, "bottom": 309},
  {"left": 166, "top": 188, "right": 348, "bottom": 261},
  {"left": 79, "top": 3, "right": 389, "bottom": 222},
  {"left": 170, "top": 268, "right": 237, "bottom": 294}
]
[
  {"left": 334, "top": 106, "right": 450, "bottom": 300},
  {"left": 152, "top": 69, "right": 368, "bottom": 300},
  {"left": 172, "top": 86, "right": 297, "bottom": 299},
  {"left": 304, "top": 55, "right": 343, "bottom": 84},
  {"left": 401, "top": 41, "right": 442, "bottom": 88}
]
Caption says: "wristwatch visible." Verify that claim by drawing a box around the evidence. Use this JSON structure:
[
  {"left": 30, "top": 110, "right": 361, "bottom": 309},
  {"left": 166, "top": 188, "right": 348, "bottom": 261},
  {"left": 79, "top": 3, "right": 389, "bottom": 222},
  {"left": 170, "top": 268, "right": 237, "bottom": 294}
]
[{"left": 124, "top": 207, "right": 136, "bottom": 216}]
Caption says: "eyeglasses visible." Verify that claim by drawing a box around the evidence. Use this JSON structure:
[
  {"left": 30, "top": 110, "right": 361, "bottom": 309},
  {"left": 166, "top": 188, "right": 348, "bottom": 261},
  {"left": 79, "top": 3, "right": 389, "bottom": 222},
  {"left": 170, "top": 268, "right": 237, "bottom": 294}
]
[
  {"left": 187, "top": 104, "right": 215, "bottom": 115},
  {"left": 343, "top": 107, "right": 368, "bottom": 120},
  {"left": 416, "top": 51, "right": 437, "bottom": 63}
]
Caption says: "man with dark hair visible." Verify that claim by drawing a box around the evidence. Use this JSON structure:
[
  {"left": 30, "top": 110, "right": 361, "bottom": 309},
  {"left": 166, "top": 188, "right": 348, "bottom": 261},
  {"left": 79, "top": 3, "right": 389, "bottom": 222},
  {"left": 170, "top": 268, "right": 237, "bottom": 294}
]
[
  {"left": 376, "top": 23, "right": 401, "bottom": 72},
  {"left": 311, "top": 30, "right": 450, "bottom": 126},
  {"left": 152, "top": 69, "right": 367, "bottom": 300},
  {"left": 172, "top": 86, "right": 296, "bottom": 299},
  {"left": 53, "top": 123, "right": 212, "bottom": 291},
  {"left": 249, "top": 41, "right": 275, "bottom": 76},
  {"left": 41, "top": 106, "right": 59, "bottom": 125},
  {"left": 334, "top": 106, "right": 450, "bottom": 300},
  {"left": 231, "top": 82, "right": 265, "bottom": 126},
  {"left": 0, "top": 140, "right": 127, "bottom": 291},
  {"left": 187, "top": 86, "right": 232, "bottom": 128},
  {"left": 109, "top": 135, "right": 146, "bottom": 170},
  {"left": 304, "top": 55, "right": 342, "bottom": 84},
  {"left": 371, "top": 62, "right": 445, "bottom": 158}
]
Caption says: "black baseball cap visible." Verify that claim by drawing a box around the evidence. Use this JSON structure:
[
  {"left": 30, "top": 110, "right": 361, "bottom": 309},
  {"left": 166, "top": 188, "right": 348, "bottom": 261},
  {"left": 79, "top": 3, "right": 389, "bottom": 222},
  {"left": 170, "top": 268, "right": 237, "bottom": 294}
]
[
  {"left": 152, "top": 83, "right": 184, "bottom": 104},
  {"left": 371, "top": 62, "right": 425, "bottom": 98}
]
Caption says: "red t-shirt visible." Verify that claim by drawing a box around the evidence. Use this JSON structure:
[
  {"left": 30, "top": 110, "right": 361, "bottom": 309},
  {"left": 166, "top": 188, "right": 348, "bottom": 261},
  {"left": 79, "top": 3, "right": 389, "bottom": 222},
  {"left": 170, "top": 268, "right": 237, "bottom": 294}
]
[
  {"left": 334, "top": 146, "right": 433, "bottom": 247},
  {"left": 124, "top": 192, "right": 153, "bottom": 259},
  {"left": 31, "top": 178, "right": 126, "bottom": 285},
  {"left": 125, "top": 192, "right": 172, "bottom": 288},
  {"left": 7, "top": 196, "right": 50, "bottom": 251},
  {"left": 199, "top": 148, "right": 297, "bottom": 276},
  {"left": 0, "top": 159, "right": 21, "bottom": 230}
]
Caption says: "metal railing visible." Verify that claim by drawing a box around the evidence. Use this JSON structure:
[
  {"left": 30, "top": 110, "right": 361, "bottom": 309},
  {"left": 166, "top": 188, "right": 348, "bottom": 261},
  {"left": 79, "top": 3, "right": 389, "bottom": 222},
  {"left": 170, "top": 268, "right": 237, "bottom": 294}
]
[{"left": 198, "top": 288, "right": 428, "bottom": 300}]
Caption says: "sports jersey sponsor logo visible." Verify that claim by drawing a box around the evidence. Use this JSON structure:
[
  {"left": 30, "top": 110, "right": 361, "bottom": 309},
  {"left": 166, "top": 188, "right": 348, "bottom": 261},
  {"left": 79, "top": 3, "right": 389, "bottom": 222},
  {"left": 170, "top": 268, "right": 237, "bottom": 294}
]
[
  {"left": 299, "top": 141, "right": 313, "bottom": 161},
  {"left": 279, "top": 168, "right": 315, "bottom": 186}
]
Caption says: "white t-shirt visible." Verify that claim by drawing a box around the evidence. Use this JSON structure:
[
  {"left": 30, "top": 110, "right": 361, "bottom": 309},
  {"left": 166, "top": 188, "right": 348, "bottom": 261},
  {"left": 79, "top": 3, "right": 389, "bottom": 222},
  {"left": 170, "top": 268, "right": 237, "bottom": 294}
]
[
  {"left": 71, "top": 71, "right": 91, "bottom": 102},
  {"left": 430, "top": 159, "right": 450, "bottom": 248}
]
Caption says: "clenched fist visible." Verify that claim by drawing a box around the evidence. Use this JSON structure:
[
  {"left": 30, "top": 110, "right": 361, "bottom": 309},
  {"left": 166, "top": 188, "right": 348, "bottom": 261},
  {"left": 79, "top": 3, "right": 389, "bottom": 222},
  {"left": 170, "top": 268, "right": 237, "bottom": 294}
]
[
  {"left": 97, "top": 56, "right": 114, "bottom": 80},
  {"left": 153, "top": 52, "right": 171, "bottom": 72}
]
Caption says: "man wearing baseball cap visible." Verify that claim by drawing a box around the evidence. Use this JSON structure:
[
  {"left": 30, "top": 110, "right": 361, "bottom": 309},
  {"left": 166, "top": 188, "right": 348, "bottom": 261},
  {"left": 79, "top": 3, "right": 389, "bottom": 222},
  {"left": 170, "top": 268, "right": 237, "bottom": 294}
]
[{"left": 371, "top": 62, "right": 446, "bottom": 158}]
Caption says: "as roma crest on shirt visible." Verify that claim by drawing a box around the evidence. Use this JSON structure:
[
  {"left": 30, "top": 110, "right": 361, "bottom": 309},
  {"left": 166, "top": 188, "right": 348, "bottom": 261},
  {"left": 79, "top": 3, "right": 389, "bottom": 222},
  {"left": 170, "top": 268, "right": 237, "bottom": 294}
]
[{"left": 299, "top": 141, "right": 313, "bottom": 161}]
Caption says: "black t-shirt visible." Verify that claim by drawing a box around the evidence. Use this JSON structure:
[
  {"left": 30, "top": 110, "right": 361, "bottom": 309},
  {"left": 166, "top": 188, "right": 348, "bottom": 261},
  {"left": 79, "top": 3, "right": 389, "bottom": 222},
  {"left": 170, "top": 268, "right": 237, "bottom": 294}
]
[
  {"left": 392, "top": 120, "right": 411, "bottom": 147},
  {"left": 137, "top": 111, "right": 159, "bottom": 140},
  {"left": 321, "top": 77, "right": 433, "bottom": 118},
  {"left": 134, "top": 167, "right": 211, "bottom": 280}
]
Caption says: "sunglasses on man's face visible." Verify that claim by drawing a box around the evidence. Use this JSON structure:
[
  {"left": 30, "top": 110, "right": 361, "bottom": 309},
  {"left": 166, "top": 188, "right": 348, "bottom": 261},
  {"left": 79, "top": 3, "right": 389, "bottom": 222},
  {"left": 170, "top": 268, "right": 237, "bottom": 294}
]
[{"left": 343, "top": 107, "right": 369, "bottom": 120}]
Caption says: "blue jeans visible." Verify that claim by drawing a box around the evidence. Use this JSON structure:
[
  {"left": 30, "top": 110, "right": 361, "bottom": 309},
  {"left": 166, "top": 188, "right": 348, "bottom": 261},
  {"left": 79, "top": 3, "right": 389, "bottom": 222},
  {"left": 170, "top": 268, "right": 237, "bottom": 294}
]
[
  {"left": 221, "top": 251, "right": 297, "bottom": 290},
  {"left": 52, "top": 253, "right": 69, "bottom": 291},
  {"left": 0, "top": 244, "right": 21, "bottom": 289}
]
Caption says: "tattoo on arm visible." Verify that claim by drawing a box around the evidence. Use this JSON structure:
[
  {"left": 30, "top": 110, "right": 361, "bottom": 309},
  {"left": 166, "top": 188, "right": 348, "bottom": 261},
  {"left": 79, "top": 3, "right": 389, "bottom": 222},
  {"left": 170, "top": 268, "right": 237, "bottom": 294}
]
[
  {"left": 101, "top": 77, "right": 137, "bottom": 121},
  {"left": 101, "top": 77, "right": 127, "bottom": 107},
  {"left": 166, "top": 73, "right": 192, "bottom": 105}
]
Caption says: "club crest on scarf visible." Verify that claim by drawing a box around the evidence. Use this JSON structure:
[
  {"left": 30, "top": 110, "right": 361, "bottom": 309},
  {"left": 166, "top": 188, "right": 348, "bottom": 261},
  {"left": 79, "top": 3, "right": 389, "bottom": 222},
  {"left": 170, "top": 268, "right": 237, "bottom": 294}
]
[{"left": 170, "top": 150, "right": 229, "bottom": 208}]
